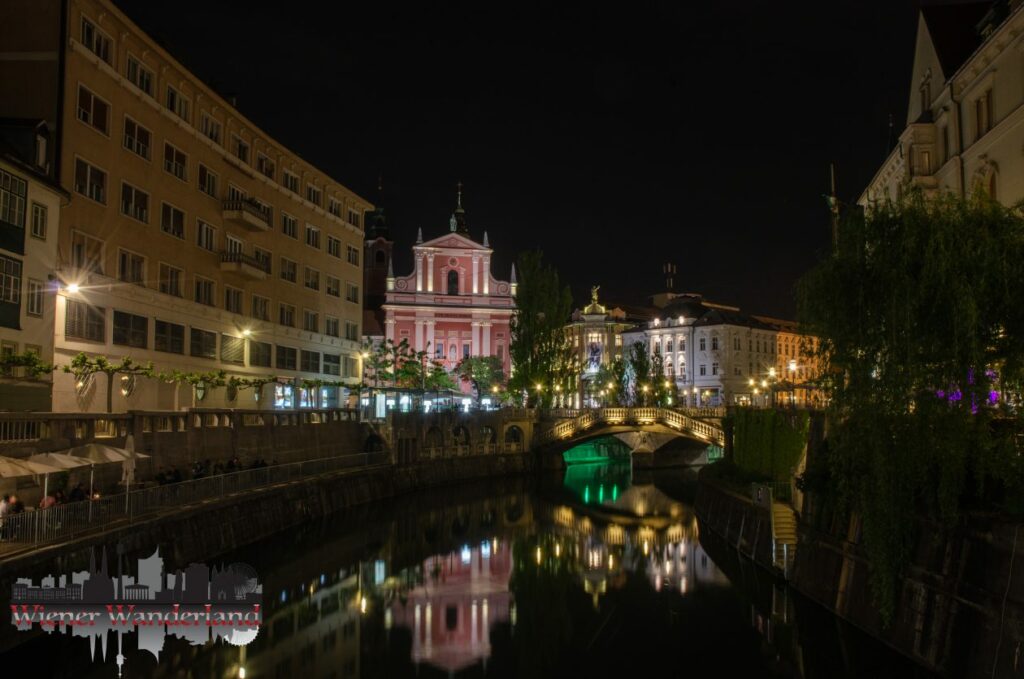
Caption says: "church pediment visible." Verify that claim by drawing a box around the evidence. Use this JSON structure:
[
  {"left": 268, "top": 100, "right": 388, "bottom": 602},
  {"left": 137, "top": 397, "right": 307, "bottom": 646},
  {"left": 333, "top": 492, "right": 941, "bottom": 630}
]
[{"left": 416, "top": 233, "right": 488, "bottom": 251}]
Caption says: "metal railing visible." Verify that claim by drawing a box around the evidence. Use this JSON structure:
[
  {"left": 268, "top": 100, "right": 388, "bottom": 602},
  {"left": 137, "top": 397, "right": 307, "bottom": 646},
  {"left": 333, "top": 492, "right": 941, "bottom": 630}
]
[
  {"left": 532, "top": 407, "right": 725, "bottom": 447},
  {"left": 220, "top": 251, "right": 272, "bottom": 273},
  {"left": 222, "top": 198, "right": 270, "bottom": 223},
  {"left": 0, "top": 452, "right": 381, "bottom": 548}
]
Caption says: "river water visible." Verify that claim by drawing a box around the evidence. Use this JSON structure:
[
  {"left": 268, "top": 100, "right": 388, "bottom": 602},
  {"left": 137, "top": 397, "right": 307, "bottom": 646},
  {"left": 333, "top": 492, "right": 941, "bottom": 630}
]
[{"left": 2, "top": 457, "right": 934, "bottom": 678}]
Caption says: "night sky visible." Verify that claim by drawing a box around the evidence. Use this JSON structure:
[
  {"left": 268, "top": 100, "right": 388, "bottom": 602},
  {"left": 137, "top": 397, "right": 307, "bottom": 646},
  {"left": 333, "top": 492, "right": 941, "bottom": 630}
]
[{"left": 115, "top": 1, "right": 919, "bottom": 318}]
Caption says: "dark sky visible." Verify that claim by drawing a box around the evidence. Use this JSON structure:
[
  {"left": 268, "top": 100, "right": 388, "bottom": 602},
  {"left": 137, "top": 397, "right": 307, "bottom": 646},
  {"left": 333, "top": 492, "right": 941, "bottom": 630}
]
[{"left": 115, "top": 0, "right": 919, "bottom": 318}]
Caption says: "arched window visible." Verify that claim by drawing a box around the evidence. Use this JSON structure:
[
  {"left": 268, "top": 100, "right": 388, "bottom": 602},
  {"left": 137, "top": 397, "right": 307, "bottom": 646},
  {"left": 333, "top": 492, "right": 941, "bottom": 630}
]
[
  {"left": 375, "top": 250, "right": 385, "bottom": 265},
  {"left": 988, "top": 172, "right": 997, "bottom": 200},
  {"left": 447, "top": 270, "right": 459, "bottom": 295}
]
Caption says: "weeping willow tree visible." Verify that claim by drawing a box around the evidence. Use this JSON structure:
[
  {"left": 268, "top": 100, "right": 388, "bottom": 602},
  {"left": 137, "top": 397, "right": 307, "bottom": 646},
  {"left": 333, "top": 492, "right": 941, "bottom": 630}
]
[{"left": 797, "top": 190, "right": 1024, "bottom": 623}]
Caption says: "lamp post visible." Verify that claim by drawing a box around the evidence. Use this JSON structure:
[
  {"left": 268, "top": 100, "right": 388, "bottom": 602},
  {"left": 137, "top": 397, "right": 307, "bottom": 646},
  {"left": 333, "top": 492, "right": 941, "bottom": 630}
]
[{"left": 787, "top": 359, "right": 798, "bottom": 407}]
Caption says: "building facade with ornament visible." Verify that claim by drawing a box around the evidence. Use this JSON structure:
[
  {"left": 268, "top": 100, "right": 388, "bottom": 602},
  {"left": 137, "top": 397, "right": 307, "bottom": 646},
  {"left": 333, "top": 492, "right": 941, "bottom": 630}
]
[
  {"left": 364, "top": 189, "right": 516, "bottom": 394},
  {"left": 620, "top": 293, "right": 821, "bottom": 408},
  {"left": 860, "top": 1, "right": 1024, "bottom": 207}
]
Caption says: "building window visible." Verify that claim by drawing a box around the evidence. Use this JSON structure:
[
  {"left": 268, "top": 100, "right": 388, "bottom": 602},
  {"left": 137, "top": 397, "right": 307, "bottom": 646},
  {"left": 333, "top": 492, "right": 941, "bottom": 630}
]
[
  {"left": 304, "top": 267, "right": 320, "bottom": 291},
  {"left": 232, "top": 135, "right": 250, "bottom": 164},
  {"left": 306, "top": 184, "right": 321, "bottom": 206},
  {"left": 0, "top": 168, "right": 26, "bottom": 228},
  {"left": 77, "top": 86, "right": 109, "bottom": 135},
  {"left": 200, "top": 112, "right": 221, "bottom": 144},
  {"left": 347, "top": 209, "right": 361, "bottom": 228},
  {"left": 256, "top": 153, "right": 275, "bottom": 180},
  {"left": 154, "top": 319, "right": 185, "bottom": 354},
  {"left": 226, "top": 235, "right": 243, "bottom": 255},
  {"left": 711, "top": 337, "right": 719, "bottom": 351},
  {"left": 699, "top": 337, "right": 706, "bottom": 351},
  {"left": 281, "top": 213, "right": 298, "bottom": 238},
  {"left": 283, "top": 171, "right": 299, "bottom": 193},
  {"left": 227, "top": 184, "right": 245, "bottom": 202},
  {"left": 120, "top": 182, "right": 149, "bottom": 223},
  {"left": 280, "top": 258, "right": 297, "bottom": 283},
  {"left": 74, "top": 159, "right": 106, "bottom": 203},
  {"left": 326, "top": 276, "right": 340, "bottom": 297},
  {"left": 160, "top": 203, "right": 185, "bottom": 239},
  {"left": 665, "top": 339, "right": 673, "bottom": 353},
  {"left": 221, "top": 334, "right": 245, "bottom": 365},
  {"left": 712, "top": 362, "right": 719, "bottom": 376},
  {"left": 447, "top": 270, "right": 459, "bottom": 295},
  {"left": 225, "top": 286, "right": 243, "bottom": 314},
  {"left": 30, "top": 202, "right": 46, "bottom": 239},
  {"left": 699, "top": 364, "right": 706, "bottom": 376},
  {"left": 123, "top": 117, "right": 151, "bottom": 159},
  {"left": 165, "top": 86, "right": 190, "bottom": 123},
  {"left": 436, "top": 343, "right": 445, "bottom": 359},
  {"left": 327, "top": 236, "right": 341, "bottom": 258},
  {"left": 346, "top": 245, "right": 359, "bottom": 265},
  {"left": 80, "top": 17, "right": 111, "bottom": 64},
  {"left": 254, "top": 247, "right": 271, "bottom": 274},
  {"left": 279, "top": 303, "right": 295, "bottom": 327},
  {"left": 65, "top": 300, "right": 104, "bottom": 341},
  {"left": 734, "top": 337, "right": 741, "bottom": 350},
  {"left": 26, "top": 279, "right": 43, "bottom": 316},
  {"left": 250, "top": 341, "right": 272, "bottom": 367},
  {"left": 158, "top": 263, "right": 183, "bottom": 297},
  {"left": 126, "top": 56, "right": 154, "bottom": 96},
  {"left": 325, "top": 316, "right": 339, "bottom": 337},
  {"left": 344, "top": 321, "right": 359, "bottom": 341},
  {"left": 303, "top": 310, "right": 318, "bottom": 332},
  {"left": 113, "top": 310, "right": 148, "bottom": 348},
  {"left": 300, "top": 350, "right": 320, "bottom": 373},
  {"left": 190, "top": 328, "right": 217, "bottom": 359},
  {"left": 305, "top": 224, "right": 320, "bottom": 249},
  {"left": 198, "top": 164, "right": 218, "bottom": 198},
  {"left": 194, "top": 276, "right": 215, "bottom": 306},
  {"left": 252, "top": 295, "right": 270, "bottom": 321},
  {"left": 0, "top": 255, "right": 21, "bottom": 305},
  {"left": 463, "top": 343, "right": 471, "bottom": 359},
  {"left": 163, "top": 143, "right": 188, "bottom": 181},
  {"left": 276, "top": 345, "right": 297, "bottom": 371},
  {"left": 117, "top": 250, "right": 145, "bottom": 285},
  {"left": 323, "top": 353, "right": 341, "bottom": 376},
  {"left": 71, "top": 232, "right": 103, "bottom": 274},
  {"left": 975, "top": 89, "right": 993, "bottom": 140},
  {"left": 345, "top": 282, "right": 359, "bottom": 303},
  {"left": 328, "top": 197, "right": 342, "bottom": 218},
  {"left": 196, "top": 220, "right": 216, "bottom": 251}
]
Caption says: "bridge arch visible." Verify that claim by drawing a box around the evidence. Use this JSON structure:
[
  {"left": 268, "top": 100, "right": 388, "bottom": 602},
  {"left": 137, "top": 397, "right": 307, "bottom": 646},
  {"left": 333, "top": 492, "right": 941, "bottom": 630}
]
[
  {"left": 452, "top": 424, "right": 471, "bottom": 446},
  {"left": 425, "top": 425, "right": 444, "bottom": 449}
]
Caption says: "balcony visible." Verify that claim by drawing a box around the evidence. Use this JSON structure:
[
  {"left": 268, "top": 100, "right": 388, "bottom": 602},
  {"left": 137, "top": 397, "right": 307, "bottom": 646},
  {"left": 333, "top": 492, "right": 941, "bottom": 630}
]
[
  {"left": 219, "top": 251, "right": 270, "bottom": 280},
  {"left": 222, "top": 198, "right": 270, "bottom": 231}
]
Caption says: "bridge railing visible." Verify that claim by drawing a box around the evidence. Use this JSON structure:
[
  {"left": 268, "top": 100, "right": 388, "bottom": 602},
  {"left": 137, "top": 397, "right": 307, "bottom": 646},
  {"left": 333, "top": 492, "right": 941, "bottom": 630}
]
[{"left": 533, "top": 407, "right": 725, "bottom": 447}]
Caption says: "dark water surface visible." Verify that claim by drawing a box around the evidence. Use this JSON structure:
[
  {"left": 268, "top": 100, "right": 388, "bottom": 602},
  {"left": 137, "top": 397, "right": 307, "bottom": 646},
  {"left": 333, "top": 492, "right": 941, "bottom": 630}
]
[{"left": 2, "top": 462, "right": 934, "bottom": 678}]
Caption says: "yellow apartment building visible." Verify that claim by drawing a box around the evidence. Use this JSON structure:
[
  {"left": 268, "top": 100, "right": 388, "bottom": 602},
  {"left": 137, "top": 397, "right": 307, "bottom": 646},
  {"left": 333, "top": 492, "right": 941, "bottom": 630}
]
[{"left": 0, "top": 0, "right": 371, "bottom": 412}]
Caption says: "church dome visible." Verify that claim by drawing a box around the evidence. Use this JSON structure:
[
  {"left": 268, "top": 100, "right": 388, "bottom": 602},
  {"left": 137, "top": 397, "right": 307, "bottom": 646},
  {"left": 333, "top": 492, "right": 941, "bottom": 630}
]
[{"left": 661, "top": 295, "right": 706, "bottom": 320}]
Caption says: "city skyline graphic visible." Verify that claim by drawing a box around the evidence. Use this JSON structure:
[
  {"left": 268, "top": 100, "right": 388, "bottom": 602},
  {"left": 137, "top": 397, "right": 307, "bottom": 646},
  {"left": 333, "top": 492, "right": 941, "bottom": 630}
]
[{"left": 10, "top": 545, "right": 262, "bottom": 676}]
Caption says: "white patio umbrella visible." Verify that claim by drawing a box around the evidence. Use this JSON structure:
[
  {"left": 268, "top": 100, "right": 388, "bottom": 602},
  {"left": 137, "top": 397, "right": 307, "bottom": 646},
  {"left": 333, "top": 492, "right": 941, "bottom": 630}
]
[
  {"left": 27, "top": 452, "right": 96, "bottom": 502},
  {"left": 63, "top": 443, "right": 149, "bottom": 464},
  {"left": 0, "top": 455, "right": 64, "bottom": 505}
]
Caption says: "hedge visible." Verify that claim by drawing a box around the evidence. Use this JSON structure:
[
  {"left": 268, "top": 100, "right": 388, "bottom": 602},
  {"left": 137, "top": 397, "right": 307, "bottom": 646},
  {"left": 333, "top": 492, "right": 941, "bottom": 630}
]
[{"left": 730, "top": 409, "right": 810, "bottom": 481}]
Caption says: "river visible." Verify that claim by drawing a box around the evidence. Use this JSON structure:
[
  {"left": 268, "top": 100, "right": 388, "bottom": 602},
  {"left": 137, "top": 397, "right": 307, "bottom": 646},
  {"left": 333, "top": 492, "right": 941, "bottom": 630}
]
[{"left": 2, "top": 457, "right": 935, "bottom": 678}]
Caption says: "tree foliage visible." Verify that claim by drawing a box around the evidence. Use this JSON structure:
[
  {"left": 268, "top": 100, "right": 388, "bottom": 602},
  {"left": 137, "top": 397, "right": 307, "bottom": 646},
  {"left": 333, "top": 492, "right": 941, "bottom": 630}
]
[
  {"left": 509, "top": 251, "right": 577, "bottom": 406},
  {"left": 457, "top": 356, "right": 505, "bottom": 405},
  {"left": 796, "top": 190, "right": 1024, "bottom": 622}
]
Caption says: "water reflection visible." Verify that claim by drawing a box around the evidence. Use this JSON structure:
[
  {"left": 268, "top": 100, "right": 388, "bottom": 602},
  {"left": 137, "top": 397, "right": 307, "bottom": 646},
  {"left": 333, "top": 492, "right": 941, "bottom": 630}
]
[
  {"left": 390, "top": 540, "right": 513, "bottom": 673},
  {"left": 1, "top": 468, "right": 931, "bottom": 678}
]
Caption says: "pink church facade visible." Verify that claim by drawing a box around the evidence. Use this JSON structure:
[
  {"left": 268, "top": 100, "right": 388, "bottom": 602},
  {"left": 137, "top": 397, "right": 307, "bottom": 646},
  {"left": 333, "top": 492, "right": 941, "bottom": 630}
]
[{"left": 382, "top": 197, "right": 516, "bottom": 385}]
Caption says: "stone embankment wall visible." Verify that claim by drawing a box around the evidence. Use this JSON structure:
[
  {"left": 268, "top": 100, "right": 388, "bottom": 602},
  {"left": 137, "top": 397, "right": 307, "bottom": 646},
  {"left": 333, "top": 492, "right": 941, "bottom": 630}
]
[{"left": 694, "top": 477, "right": 776, "bottom": 572}]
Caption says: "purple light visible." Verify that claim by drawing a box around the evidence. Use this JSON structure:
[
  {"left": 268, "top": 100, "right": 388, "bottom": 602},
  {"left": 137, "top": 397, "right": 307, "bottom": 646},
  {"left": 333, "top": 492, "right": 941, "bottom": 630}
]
[
  {"left": 949, "top": 390, "right": 962, "bottom": 402},
  {"left": 989, "top": 391, "right": 1000, "bottom": 405},
  {"left": 936, "top": 389, "right": 945, "bottom": 399},
  {"left": 967, "top": 368, "right": 975, "bottom": 386}
]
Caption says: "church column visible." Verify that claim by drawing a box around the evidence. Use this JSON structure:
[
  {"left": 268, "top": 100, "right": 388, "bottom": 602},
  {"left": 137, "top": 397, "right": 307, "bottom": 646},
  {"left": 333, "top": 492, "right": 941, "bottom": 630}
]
[
  {"left": 471, "top": 321, "right": 480, "bottom": 356},
  {"left": 426, "top": 254, "right": 435, "bottom": 292},
  {"left": 482, "top": 321, "right": 491, "bottom": 356},
  {"left": 483, "top": 256, "right": 490, "bottom": 295},
  {"left": 415, "top": 253, "right": 423, "bottom": 292},
  {"left": 385, "top": 319, "right": 396, "bottom": 344},
  {"left": 415, "top": 319, "right": 425, "bottom": 352},
  {"left": 426, "top": 318, "right": 436, "bottom": 358},
  {"left": 472, "top": 255, "right": 480, "bottom": 294}
]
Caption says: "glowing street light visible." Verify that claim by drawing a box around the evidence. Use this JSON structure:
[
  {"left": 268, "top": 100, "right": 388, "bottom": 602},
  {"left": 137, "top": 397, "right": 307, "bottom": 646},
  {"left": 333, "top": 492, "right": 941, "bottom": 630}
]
[{"left": 66, "top": 283, "right": 80, "bottom": 294}]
